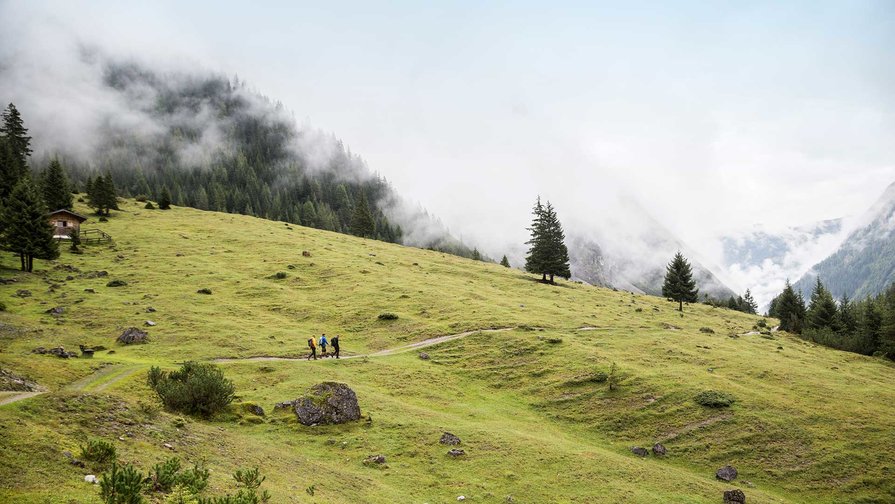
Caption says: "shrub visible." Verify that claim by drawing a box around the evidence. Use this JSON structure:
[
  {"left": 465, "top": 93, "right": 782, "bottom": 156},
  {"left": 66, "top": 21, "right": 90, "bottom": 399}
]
[
  {"left": 135, "top": 195, "right": 148, "bottom": 202},
  {"left": 178, "top": 463, "right": 210, "bottom": 494},
  {"left": 196, "top": 288, "right": 212, "bottom": 295},
  {"left": 272, "top": 272, "right": 287, "bottom": 279},
  {"left": 150, "top": 458, "right": 181, "bottom": 492},
  {"left": 608, "top": 362, "right": 619, "bottom": 391},
  {"left": 591, "top": 371, "right": 608, "bottom": 383},
  {"left": 196, "top": 467, "right": 270, "bottom": 504},
  {"left": 147, "top": 362, "right": 235, "bottom": 417},
  {"left": 0, "top": 301, "right": 6, "bottom": 312},
  {"left": 99, "top": 462, "right": 147, "bottom": 504},
  {"left": 694, "top": 390, "right": 736, "bottom": 408},
  {"left": 377, "top": 312, "right": 398, "bottom": 321},
  {"left": 81, "top": 438, "right": 117, "bottom": 466},
  {"left": 756, "top": 319, "right": 768, "bottom": 328},
  {"left": 107, "top": 280, "right": 128, "bottom": 287},
  {"left": 99, "top": 216, "right": 109, "bottom": 222},
  {"left": 145, "top": 202, "right": 156, "bottom": 209}
]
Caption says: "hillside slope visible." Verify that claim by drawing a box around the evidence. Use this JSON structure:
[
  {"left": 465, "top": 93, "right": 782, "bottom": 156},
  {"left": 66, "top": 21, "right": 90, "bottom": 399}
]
[
  {"left": 1, "top": 200, "right": 893, "bottom": 503},
  {"left": 796, "top": 182, "right": 895, "bottom": 300}
]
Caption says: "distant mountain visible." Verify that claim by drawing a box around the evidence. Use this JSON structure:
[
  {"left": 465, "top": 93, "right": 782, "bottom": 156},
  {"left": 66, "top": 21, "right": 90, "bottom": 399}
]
[
  {"left": 567, "top": 199, "right": 736, "bottom": 300},
  {"left": 795, "top": 182, "right": 895, "bottom": 300}
]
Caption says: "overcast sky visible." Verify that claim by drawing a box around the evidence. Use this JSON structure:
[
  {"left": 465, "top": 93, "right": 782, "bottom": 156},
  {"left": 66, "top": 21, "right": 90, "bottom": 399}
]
[{"left": 3, "top": 1, "right": 895, "bottom": 294}]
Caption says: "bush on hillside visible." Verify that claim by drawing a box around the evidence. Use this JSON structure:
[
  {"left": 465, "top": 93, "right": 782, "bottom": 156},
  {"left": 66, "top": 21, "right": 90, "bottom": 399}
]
[
  {"left": 694, "top": 390, "right": 736, "bottom": 408},
  {"left": 99, "top": 462, "right": 146, "bottom": 504},
  {"left": 80, "top": 438, "right": 117, "bottom": 466},
  {"left": 144, "top": 201, "right": 155, "bottom": 209},
  {"left": 150, "top": 457, "right": 209, "bottom": 494},
  {"left": 196, "top": 288, "right": 212, "bottom": 295},
  {"left": 135, "top": 195, "right": 148, "bottom": 202},
  {"left": 147, "top": 362, "right": 235, "bottom": 417},
  {"left": 377, "top": 312, "right": 398, "bottom": 321}
]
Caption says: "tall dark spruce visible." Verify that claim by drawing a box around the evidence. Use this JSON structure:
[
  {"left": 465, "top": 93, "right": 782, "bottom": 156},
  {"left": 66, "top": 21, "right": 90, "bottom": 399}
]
[
  {"left": 662, "top": 252, "right": 699, "bottom": 311},
  {"left": 525, "top": 197, "right": 571, "bottom": 283},
  {"left": 0, "top": 177, "right": 59, "bottom": 271}
]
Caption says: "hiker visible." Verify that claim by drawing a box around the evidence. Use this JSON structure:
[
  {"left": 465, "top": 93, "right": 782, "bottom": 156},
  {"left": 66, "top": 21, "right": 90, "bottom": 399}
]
[
  {"left": 319, "top": 334, "right": 329, "bottom": 357},
  {"left": 307, "top": 336, "right": 317, "bottom": 360},
  {"left": 331, "top": 335, "right": 340, "bottom": 359}
]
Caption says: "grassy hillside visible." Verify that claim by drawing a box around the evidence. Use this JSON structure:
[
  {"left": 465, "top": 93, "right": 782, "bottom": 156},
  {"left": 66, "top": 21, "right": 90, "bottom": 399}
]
[{"left": 1, "top": 200, "right": 893, "bottom": 503}]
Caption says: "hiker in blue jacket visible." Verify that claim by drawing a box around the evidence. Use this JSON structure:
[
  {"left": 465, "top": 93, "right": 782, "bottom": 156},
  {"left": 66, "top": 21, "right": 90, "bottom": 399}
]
[{"left": 319, "top": 334, "right": 329, "bottom": 357}]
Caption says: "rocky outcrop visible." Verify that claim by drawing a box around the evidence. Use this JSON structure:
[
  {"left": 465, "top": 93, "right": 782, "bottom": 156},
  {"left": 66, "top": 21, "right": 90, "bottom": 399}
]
[
  {"left": 716, "top": 465, "right": 738, "bottom": 482},
  {"left": 440, "top": 432, "right": 461, "bottom": 445},
  {"left": 293, "top": 382, "right": 361, "bottom": 425},
  {"left": 723, "top": 489, "right": 746, "bottom": 503},
  {"left": 117, "top": 327, "right": 149, "bottom": 344},
  {"left": 0, "top": 368, "right": 41, "bottom": 391}
]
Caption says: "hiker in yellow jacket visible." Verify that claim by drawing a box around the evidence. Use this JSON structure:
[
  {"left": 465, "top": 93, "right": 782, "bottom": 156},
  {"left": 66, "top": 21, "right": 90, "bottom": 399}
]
[{"left": 306, "top": 337, "right": 317, "bottom": 361}]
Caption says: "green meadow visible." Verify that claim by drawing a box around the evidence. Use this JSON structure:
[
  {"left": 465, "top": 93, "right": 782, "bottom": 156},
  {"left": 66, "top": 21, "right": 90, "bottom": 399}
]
[{"left": 1, "top": 200, "right": 893, "bottom": 503}]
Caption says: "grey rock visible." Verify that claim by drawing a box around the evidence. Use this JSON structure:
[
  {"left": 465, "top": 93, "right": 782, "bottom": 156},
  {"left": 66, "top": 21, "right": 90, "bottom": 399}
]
[
  {"left": 15, "top": 289, "right": 31, "bottom": 298},
  {"left": 723, "top": 489, "right": 746, "bottom": 503},
  {"left": 440, "top": 432, "right": 461, "bottom": 445},
  {"left": 652, "top": 443, "right": 667, "bottom": 456},
  {"left": 419, "top": 352, "right": 430, "bottom": 360},
  {"left": 293, "top": 382, "right": 361, "bottom": 425},
  {"left": 84, "top": 288, "right": 96, "bottom": 294},
  {"left": 716, "top": 465, "right": 738, "bottom": 482},
  {"left": 447, "top": 448, "right": 466, "bottom": 457},
  {"left": 146, "top": 306, "right": 156, "bottom": 313},
  {"left": 45, "top": 306, "right": 64, "bottom": 316},
  {"left": 631, "top": 446, "right": 649, "bottom": 457},
  {"left": 145, "top": 320, "right": 156, "bottom": 327},
  {"left": 117, "top": 327, "right": 149, "bottom": 345},
  {"left": 0, "top": 368, "right": 40, "bottom": 392},
  {"left": 363, "top": 454, "right": 386, "bottom": 465}
]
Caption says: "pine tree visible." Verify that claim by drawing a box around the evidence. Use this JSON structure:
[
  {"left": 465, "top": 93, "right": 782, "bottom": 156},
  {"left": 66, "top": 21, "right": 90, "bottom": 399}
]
[
  {"left": 0, "top": 103, "right": 32, "bottom": 171},
  {"left": 772, "top": 281, "right": 807, "bottom": 333},
  {"left": 524, "top": 197, "right": 548, "bottom": 281},
  {"left": 837, "top": 294, "right": 858, "bottom": 335},
  {"left": 662, "top": 252, "right": 699, "bottom": 311},
  {"left": 541, "top": 202, "right": 571, "bottom": 282},
  {"left": 471, "top": 248, "right": 482, "bottom": 261},
  {"left": 301, "top": 200, "right": 317, "bottom": 228},
  {"left": 0, "top": 177, "right": 59, "bottom": 272},
  {"left": 500, "top": 255, "right": 511, "bottom": 268},
  {"left": 807, "top": 277, "right": 838, "bottom": 330},
  {"left": 350, "top": 192, "right": 375, "bottom": 238},
  {"left": 742, "top": 289, "right": 758, "bottom": 314},
  {"left": 40, "top": 159, "right": 73, "bottom": 210},
  {"left": 158, "top": 186, "right": 172, "bottom": 210}
]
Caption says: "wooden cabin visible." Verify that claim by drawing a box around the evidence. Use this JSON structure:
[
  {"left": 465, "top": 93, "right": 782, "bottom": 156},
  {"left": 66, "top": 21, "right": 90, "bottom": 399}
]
[{"left": 48, "top": 209, "right": 88, "bottom": 239}]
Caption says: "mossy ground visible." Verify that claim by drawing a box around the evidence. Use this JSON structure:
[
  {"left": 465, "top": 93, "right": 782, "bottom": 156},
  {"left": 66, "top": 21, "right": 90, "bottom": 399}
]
[{"left": 1, "top": 200, "right": 893, "bottom": 503}]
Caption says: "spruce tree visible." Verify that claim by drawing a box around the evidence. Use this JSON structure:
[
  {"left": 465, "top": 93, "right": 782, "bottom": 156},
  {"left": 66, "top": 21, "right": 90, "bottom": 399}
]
[
  {"left": 0, "top": 177, "right": 59, "bottom": 272},
  {"left": 500, "top": 255, "right": 511, "bottom": 268},
  {"left": 471, "top": 248, "right": 482, "bottom": 261},
  {"left": 0, "top": 103, "right": 32, "bottom": 171},
  {"left": 524, "top": 197, "right": 548, "bottom": 281},
  {"left": 742, "top": 289, "right": 758, "bottom": 314},
  {"left": 807, "top": 277, "right": 838, "bottom": 330},
  {"left": 662, "top": 252, "right": 699, "bottom": 311},
  {"left": 0, "top": 135, "right": 26, "bottom": 202},
  {"left": 773, "top": 281, "right": 806, "bottom": 333},
  {"left": 351, "top": 192, "right": 375, "bottom": 238},
  {"left": 40, "top": 159, "right": 73, "bottom": 210},
  {"left": 541, "top": 202, "right": 571, "bottom": 282},
  {"left": 158, "top": 186, "right": 172, "bottom": 210}
]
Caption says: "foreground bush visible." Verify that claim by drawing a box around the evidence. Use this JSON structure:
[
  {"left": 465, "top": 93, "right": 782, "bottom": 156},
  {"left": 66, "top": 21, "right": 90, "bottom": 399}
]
[
  {"left": 148, "top": 362, "right": 235, "bottom": 417},
  {"left": 81, "top": 438, "right": 117, "bottom": 466},
  {"left": 100, "top": 462, "right": 146, "bottom": 504},
  {"left": 98, "top": 459, "right": 260, "bottom": 504}
]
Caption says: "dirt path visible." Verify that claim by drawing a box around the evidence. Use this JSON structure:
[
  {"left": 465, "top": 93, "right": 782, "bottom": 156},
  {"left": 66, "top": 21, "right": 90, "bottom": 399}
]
[
  {"left": 212, "top": 327, "right": 514, "bottom": 363},
  {"left": 0, "top": 363, "right": 144, "bottom": 408},
  {"left": 0, "top": 391, "right": 44, "bottom": 406}
]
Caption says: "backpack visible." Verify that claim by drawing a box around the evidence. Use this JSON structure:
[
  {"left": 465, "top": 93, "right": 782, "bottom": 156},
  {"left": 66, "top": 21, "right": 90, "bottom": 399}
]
[{"left": 308, "top": 338, "right": 315, "bottom": 349}]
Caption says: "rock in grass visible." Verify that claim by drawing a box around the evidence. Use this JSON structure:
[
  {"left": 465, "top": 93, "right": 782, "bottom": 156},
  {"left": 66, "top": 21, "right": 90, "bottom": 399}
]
[
  {"left": 447, "top": 448, "right": 466, "bottom": 457},
  {"left": 419, "top": 352, "right": 430, "bottom": 360},
  {"left": 652, "top": 443, "right": 667, "bottom": 456},
  {"left": 716, "top": 465, "right": 738, "bottom": 482},
  {"left": 106, "top": 280, "right": 127, "bottom": 287},
  {"left": 440, "top": 432, "right": 461, "bottom": 445},
  {"left": 117, "top": 327, "right": 149, "bottom": 345},
  {"left": 723, "top": 489, "right": 746, "bottom": 503},
  {"left": 84, "top": 474, "right": 97, "bottom": 484},
  {"left": 145, "top": 320, "right": 156, "bottom": 327},
  {"left": 631, "top": 446, "right": 649, "bottom": 457},
  {"left": 363, "top": 454, "right": 386, "bottom": 466},
  {"left": 196, "top": 288, "right": 212, "bottom": 295},
  {"left": 699, "top": 327, "right": 715, "bottom": 334},
  {"left": 293, "top": 382, "right": 361, "bottom": 425}
]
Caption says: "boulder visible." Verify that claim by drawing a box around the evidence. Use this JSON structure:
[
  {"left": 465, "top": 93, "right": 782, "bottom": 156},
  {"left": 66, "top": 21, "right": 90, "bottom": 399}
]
[
  {"left": 47, "top": 346, "right": 77, "bottom": 358},
  {"left": 631, "top": 447, "right": 649, "bottom": 457},
  {"left": 723, "top": 489, "right": 746, "bottom": 503},
  {"left": 146, "top": 306, "right": 157, "bottom": 313},
  {"left": 440, "top": 432, "right": 461, "bottom": 445},
  {"left": 117, "top": 327, "right": 149, "bottom": 345},
  {"left": 106, "top": 280, "right": 127, "bottom": 287},
  {"left": 84, "top": 475, "right": 98, "bottom": 484},
  {"left": 84, "top": 288, "right": 96, "bottom": 294},
  {"left": 15, "top": 289, "right": 31, "bottom": 298},
  {"left": 45, "top": 307, "right": 64, "bottom": 316},
  {"left": 145, "top": 320, "right": 157, "bottom": 327},
  {"left": 447, "top": 448, "right": 466, "bottom": 457},
  {"left": 419, "top": 352, "right": 430, "bottom": 360},
  {"left": 699, "top": 327, "right": 716, "bottom": 334},
  {"left": 363, "top": 454, "right": 386, "bottom": 465},
  {"left": 716, "top": 465, "right": 738, "bottom": 482},
  {"left": 652, "top": 443, "right": 667, "bottom": 456},
  {"left": 302, "top": 250, "right": 312, "bottom": 257},
  {"left": 293, "top": 382, "right": 361, "bottom": 425}
]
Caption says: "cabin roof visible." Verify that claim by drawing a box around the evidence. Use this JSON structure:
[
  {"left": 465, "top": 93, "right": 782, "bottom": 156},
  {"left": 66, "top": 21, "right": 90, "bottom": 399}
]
[{"left": 48, "top": 209, "right": 89, "bottom": 223}]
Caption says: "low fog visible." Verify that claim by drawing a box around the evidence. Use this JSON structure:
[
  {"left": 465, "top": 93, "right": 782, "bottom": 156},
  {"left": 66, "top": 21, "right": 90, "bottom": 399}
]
[{"left": 2, "top": 1, "right": 895, "bottom": 305}]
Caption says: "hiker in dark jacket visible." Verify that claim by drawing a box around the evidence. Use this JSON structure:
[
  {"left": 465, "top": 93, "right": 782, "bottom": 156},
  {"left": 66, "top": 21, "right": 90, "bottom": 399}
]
[
  {"left": 331, "top": 335, "right": 340, "bottom": 359},
  {"left": 307, "top": 337, "right": 317, "bottom": 361}
]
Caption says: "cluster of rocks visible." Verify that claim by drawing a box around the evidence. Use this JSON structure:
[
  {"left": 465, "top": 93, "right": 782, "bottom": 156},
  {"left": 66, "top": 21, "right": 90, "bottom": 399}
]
[
  {"left": 0, "top": 368, "right": 41, "bottom": 392},
  {"left": 631, "top": 443, "right": 666, "bottom": 457},
  {"left": 723, "top": 489, "right": 746, "bottom": 503},
  {"left": 32, "top": 346, "right": 78, "bottom": 358},
  {"left": 291, "top": 382, "right": 361, "bottom": 426}
]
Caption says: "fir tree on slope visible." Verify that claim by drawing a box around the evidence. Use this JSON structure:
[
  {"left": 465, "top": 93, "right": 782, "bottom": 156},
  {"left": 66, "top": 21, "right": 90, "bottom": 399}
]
[
  {"left": 768, "top": 281, "right": 807, "bottom": 333},
  {"left": 500, "top": 255, "right": 511, "bottom": 268},
  {"left": 807, "top": 277, "right": 839, "bottom": 331},
  {"left": 0, "top": 177, "right": 59, "bottom": 272},
  {"left": 742, "top": 289, "right": 758, "bottom": 314},
  {"left": 662, "top": 252, "right": 699, "bottom": 311},
  {"left": 0, "top": 103, "right": 32, "bottom": 201},
  {"left": 86, "top": 173, "right": 119, "bottom": 216},
  {"left": 351, "top": 192, "right": 375, "bottom": 238},
  {"left": 40, "top": 158, "right": 73, "bottom": 211},
  {"left": 158, "top": 186, "right": 172, "bottom": 210},
  {"left": 524, "top": 197, "right": 571, "bottom": 283}
]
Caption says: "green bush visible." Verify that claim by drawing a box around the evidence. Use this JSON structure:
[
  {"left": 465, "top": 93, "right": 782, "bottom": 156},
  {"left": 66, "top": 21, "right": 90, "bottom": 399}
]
[
  {"left": 135, "top": 195, "right": 148, "bottom": 202},
  {"left": 147, "top": 362, "right": 235, "bottom": 417},
  {"left": 81, "top": 438, "right": 117, "bottom": 466},
  {"left": 196, "top": 288, "right": 212, "bottom": 295},
  {"left": 0, "top": 301, "right": 6, "bottom": 312},
  {"left": 144, "top": 202, "right": 156, "bottom": 209},
  {"left": 100, "top": 462, "right": 147, "bottom": 504},
  {"left": 150, "top": 458, "right": 182, "bottom": 493},
  {"left": 272, "top": 272, "right": 287, "bottom": 279},
  {"left": 694, "top": 390, "right": 736, "bottom": 408},
  {"left": 377, "top": 312, "right": 399, "bottom": 320},
  {"left": 197, "top": 467, "right": 270, "bottom": 504}
]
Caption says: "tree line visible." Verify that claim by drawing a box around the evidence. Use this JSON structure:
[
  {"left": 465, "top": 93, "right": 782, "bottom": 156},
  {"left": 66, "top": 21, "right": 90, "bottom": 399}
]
[{"left": 769, "top": 277, "right": 894, "bottom": 357}]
